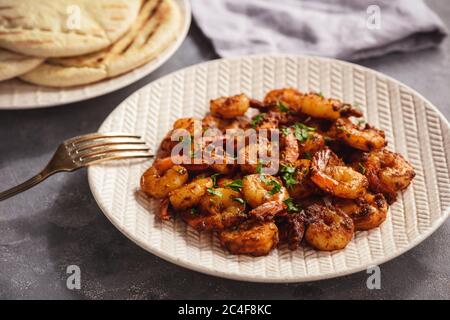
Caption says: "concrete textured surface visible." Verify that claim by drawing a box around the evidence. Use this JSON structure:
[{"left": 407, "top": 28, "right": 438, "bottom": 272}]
[{"left": 0, "top": 0, "right": 449, "bottom": 299}]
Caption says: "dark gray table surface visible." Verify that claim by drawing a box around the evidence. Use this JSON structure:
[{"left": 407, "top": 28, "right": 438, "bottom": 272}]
[{"left": 1, "top": 1, "right": 449, "bottom": 300}]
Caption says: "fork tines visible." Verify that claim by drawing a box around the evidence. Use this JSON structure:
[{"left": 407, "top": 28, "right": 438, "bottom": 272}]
[{"left": 66, "top": 133, "right": 153, "bottom": 166}]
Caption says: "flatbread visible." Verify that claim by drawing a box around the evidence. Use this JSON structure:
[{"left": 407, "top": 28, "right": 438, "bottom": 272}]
[
  {"left": 20, "top": 0, "right": 181, "bottom": 87},
  {"left": 0, "top": 48, "right": 43, "bottom": 81},
  {"left": 0, "top": 0, "right": 142, "bottom": 57}
]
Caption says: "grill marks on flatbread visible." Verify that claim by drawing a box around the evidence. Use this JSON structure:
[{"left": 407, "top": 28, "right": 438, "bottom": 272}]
[
  {"left": 20, "top": 0, "right": 181, "bottom": 87},
  {"left": 0, "top": 48, "right": 43, "bottom": 81},
  {"left": 0, "top": 0, "right": 142, "bottom": 57}
]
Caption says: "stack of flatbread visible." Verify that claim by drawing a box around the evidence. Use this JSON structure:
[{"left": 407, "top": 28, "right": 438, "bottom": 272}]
[{"left": 0, "top": 0, "right": 182, "bottom": 87}]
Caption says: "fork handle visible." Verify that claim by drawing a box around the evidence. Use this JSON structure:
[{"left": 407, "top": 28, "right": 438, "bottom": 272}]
[{"left": 0, "top": 168, "right": 54, "bottom": 201}]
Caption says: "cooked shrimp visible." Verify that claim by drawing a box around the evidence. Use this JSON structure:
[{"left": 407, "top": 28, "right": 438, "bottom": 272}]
[
  {"left": 334, "top": 193, "right": 388, "bottom": 230},
  {"left": 298, "top": 93, "right": 363, "bottom": 120},
  {"left": 310, "top": 148, "right": 368, "bottom": 199},
  {"left": 298, "top": 131, "right": 326, "bottom": 158},
  {"left": 280, "top": 127, "right": 299, "bottom": 164},
  {"left": 331, "top": 118, "right": 386, "bottom": 151},
  {"left": 280, "top": 123, "right": 325, "bottom": 161},
  {"left": 360, "top": 149, "right": 415, "bottom": 203},
  {"left": 168, "top": 177, "right": 213, "bottom": 210},
  {"left": 203, "top": 113, "right": 251, "bottom": 132},
  {"left": 275, "top": 211, "right": 306, "bottom": 250},
  {"left": 249, "top": 200, "right": 285, "bottom": 220},
  {"left": 239, "top": 140, "right": 278, "bottom": 174},
  {"left": 264, "top": 88, "right": 303, "bottom": 113},
  {"left": 242, "top": 174, "right": 289, "bottom": 208},
  {"left": 216, "top": 176, "right": 235, "bottom": 188},
  {"left": 305, "top": 203, "right": 354, "bottom": 251},
  {"left": 210, "top": 93, "right": 250, "bottom": 119},
  {"left": 253, "top": 111, "right": 281, "bottom": 130},
  {"left": 141, "top": 164, "right": 188, "bottom": 199},
  {"left": 265, "top": 89, "right": 362, "bottom": 120},
  {"left": 219, "top": 220, "right": 279, "bottom": 256},
  {"left": 283, "top": 160, "right": 317, "bottom": 200},
  {"left": 180, "top": 188, "right": 247, "bottom": 231}
]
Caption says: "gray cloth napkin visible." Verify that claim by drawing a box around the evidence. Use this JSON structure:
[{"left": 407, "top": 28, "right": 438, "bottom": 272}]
[{"left": 191, "top": 0, "right": 447, "bottom": 60}]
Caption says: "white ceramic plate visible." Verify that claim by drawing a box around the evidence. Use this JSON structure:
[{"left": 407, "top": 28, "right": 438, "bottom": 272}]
[
  {"left": 88, "top": 55, "right": 450, "bottom": 283},
  {"left": 0, "top": 0, "right": 191, "bottom": 110}
]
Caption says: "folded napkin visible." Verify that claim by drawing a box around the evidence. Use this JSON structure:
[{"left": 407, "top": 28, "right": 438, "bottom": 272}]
[{"left": 191, "top": 0, "right": 447, "bottom": 60}]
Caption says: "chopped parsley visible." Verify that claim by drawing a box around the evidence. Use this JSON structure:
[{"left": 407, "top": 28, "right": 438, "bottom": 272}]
[
  {"left": 256, "top": 160, "right": 263, "bottom": 174},
  {"left": 277, "top": 100, "right": 290, "bottom": 113},
  {"left": 233, "top": 197, "right": 246, "bottom": 205},
  {"left": 190, "top": 207, "right": 198, "bottom": 215},
  {"left": 207, "top": 188, "right": 223, "bottom": 198},
  {"left": 251, "top": 113, "right": 266, "bottom": 128},
  {"left": 226, "top": 179, "right": 243, "bottom": 192},
  {"left": 211, "top": 173, "right": 221, "bottom": 187},
  {"left": 284, "top": 198, "right": 301, "bottom": 213},
  {"left": 280, "top": 164, "right": 297, "bottom": 188},
  {"left": 358, "top": 162, "right": 366, "bottom": 175},
  {"left": 267, "top": 179, "right": 282, "bottom": 195},
  {"left": 280, "top": 127, "right": 291, "bottom": 136},
  {"left": 293, "top": 122, "right": 316, "bottom": 143}
]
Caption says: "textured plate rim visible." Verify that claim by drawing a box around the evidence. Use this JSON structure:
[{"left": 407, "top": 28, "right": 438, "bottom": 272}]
[
  {"left": 88, "top": 54, "right": 450, "bottom": 283},
  {"left": 0, "top": 0, "right": 191, "bottom": 110}
]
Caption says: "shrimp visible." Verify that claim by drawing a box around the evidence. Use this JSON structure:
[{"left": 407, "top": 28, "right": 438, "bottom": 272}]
[
  {"left": 181, "top": 188, "right": 247, "bottom": 231},
  {"left": 298, "top": 93, "right": 363, "bottom": 120},
  {"left": 242, "top": 174, "right": 289, "bottom": 208},
  {"left": 310, "top": 148, "right": 368, "bottom": 199},
  {"left": 331, "top": 118, "right": 386, "bottom": 151},
  {"left": 203, "top": 113, "right": 251, "bottom": 132},
  {"left": 140, "top": 164, "right": 188, "bottom": 199},
  {"left": 304, "top": 203, "right": 354, "bottom": 251},
  {"left": 280, "top": 123, "right": 325, "bottom": 162},
  {"left": 298, "top": 131, "right": 326, "bottom": 158},
  {"left": 360, "top": 149, "right": 415, "bottom": 203},
  {"left": 219, "top": 220, "right": 279, "bottom": 256},
  {"left": 265, "top": 89, "right": 362, "bottom": 120},
  {"left": 264, "top": 88, "right": 303, "bottom": 113},
  {"left": 239, "top": 140, "right": 279, "bottom": 174},
  {"left": 168, "top": 177, "right": 213, "bottom": 210},
  {"left": 282, "top": 160, "right": 317, "bottom": 200},
  {"left": 280, "top": 127, "right": 299, "bottom": 164},
  {"left": 334, "top": 193, "right": 388, "bottom": 230},
  {"left": 275, "top": 211, "right": 306, "bottom": 250},
  {"left": 253, "top": 111, "right": 281, "bottom": 130},
  {"left": 249, "top": 200, "right": 285, "bottom": 221},
  {"left": 210, "top": 93, "right": 250, "bottom": 119}
]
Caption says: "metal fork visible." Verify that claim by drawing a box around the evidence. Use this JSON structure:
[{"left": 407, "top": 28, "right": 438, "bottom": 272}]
[{"left": 0, "top": 133, "right": 153, "bottom": 201}]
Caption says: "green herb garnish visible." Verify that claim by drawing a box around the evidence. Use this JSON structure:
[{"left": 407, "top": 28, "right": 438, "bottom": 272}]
[
  {"left": 211, "top": 173, "right": 221, "bottom": 188},
  {"left": 207, "top": 188, "right": 223, "bottom": 198},
  {"left": 284, "top": 198, "right": 301, "bottom": 213},
  {"left": 293, "top": 123, "right": 316, "bottom": 143},
  {"left": 256, "top": 160, "right": 266, "bottom": 174},
  {"left": 267, "top": 179, "right": 282, "bottom": 195},
  {"left": 226, "top": 179, "right": 243, "bottom": 192},
  {"left": 277, "top": 100, "right": 290, "bottom": 113},
  {"left": 358, "top": 163, "right": 366, "bottom": 175},
  {"left": 190, "top": 207, "right": 198, "bottom": 215},
  {"left": 233, "top": 197, "right": 246, "bottom": 205},
  {"left": 280, "top": 127, "right": 291, "bottom": 136},
  {"left": 251, "top": 113, "right": 267, "bottom": 128},
  {"left": 280, "top": 164, "right": 297, "bottom": 188}
]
